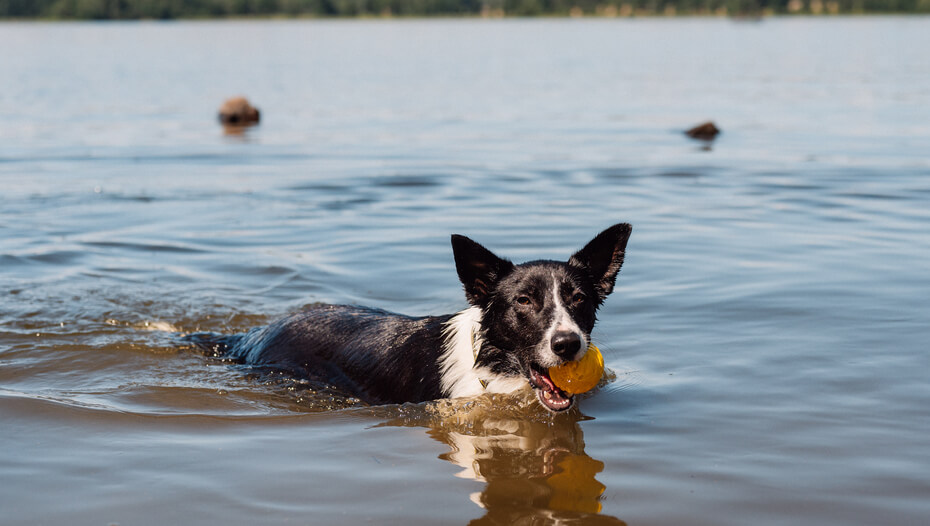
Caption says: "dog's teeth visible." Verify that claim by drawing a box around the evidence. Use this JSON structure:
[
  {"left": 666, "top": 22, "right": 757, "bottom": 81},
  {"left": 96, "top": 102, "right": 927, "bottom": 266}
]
[{"left": 543, "top": 391, "right": 551, "bottom": 400}]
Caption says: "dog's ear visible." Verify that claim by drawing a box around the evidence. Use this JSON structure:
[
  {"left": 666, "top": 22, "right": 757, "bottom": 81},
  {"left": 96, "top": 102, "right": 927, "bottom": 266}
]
[
  {"left": 451, "top": 235, "right": 514, "bottom": 307},
  {"left": 569, "top": 223, "right": 632, "bottom": 303}
]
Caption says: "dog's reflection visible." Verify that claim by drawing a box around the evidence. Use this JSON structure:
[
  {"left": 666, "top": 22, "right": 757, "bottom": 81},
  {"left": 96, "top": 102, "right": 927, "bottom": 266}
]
[{"left": 417, "top": 396, "right": 626, "bottom": 525}]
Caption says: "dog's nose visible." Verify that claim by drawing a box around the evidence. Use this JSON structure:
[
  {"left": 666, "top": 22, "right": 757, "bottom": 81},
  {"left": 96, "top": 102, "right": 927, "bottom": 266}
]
[{"left": 551, "top": 331, "right": 582, "bottom": 360}]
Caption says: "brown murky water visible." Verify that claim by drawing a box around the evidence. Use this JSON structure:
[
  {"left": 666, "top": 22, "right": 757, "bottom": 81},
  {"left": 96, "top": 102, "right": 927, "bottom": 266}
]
[{"left": 2, "top": 18, "right": 930, "bottom": 525}]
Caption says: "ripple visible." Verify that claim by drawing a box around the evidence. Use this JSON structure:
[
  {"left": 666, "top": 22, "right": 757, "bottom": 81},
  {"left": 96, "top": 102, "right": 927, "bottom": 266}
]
[
  {"left": 24, "top": 250, "right": 86, "bottom": 265},
  {"left": 371, "top": 175, "right": 442, "bottom": 188},
  {"left": 83, "top": 240, "right": 206, "bottom": 254}
]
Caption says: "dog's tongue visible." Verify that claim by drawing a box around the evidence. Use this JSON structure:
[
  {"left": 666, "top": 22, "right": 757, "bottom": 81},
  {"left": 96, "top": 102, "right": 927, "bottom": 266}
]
[
  {"left": 531, "top": 369, "right": 573, "bottom": 412},
  {"left": 532, "top": 368, "right": 558, "bottom": 391}
]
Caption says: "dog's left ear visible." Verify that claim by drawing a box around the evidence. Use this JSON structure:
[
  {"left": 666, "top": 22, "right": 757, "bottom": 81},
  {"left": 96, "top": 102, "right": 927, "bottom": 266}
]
[
  {"left": 452, "top": 234, "right": 515, "bottom": 307},
  {"left": 569, "top": 223, "right": 633, "bottom": 303}
]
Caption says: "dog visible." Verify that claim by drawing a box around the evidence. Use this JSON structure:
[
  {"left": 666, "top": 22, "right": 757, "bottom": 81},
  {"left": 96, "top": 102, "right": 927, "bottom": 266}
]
[{"left": 184, "top": 223, "right": 631, "bottom": 413}]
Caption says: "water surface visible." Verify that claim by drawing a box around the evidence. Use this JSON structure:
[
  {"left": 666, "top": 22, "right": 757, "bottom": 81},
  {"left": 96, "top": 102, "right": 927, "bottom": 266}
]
[{"left": 2, "top": 17, "right": 930, "bottom": 525}]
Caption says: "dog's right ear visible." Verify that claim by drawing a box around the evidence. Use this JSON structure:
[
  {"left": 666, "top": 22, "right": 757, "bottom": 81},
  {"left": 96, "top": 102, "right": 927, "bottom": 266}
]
[{"left": 451, "top": 235, "right": 514, "bottom": 307}]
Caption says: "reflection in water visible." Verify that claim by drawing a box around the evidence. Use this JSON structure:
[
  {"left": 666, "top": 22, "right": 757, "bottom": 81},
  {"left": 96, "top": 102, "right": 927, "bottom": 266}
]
[
  {"left": 380, "top": 394, "right": 626, "bottom": 525},
  {"left": 221, "top": 123, "right": 258, "bottom": 139}
]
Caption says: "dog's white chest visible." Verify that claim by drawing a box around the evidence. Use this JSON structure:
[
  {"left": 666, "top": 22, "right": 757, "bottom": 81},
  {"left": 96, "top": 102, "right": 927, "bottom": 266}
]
[{"left": 439, "top": 307, "right": 526, "bottom": 398}]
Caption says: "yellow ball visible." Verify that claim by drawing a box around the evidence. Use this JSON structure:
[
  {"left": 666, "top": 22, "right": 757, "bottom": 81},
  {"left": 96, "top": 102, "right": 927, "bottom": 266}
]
[{"left": 549, "top": 344, "right": 605, "bottom": 395}]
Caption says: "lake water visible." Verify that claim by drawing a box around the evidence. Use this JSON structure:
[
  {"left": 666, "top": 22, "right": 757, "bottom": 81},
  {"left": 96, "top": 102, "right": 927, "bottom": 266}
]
[{"left": 2, "top": 17, "right": 930, "bottom": 526}]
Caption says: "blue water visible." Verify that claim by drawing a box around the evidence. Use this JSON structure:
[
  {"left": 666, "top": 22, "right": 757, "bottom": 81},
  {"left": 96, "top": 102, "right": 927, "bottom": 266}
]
[{"left": 2, "top": 17, "right": 929, "bottom": 525}]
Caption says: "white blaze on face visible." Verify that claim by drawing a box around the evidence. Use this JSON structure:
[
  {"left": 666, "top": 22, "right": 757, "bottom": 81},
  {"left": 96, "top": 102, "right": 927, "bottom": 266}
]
[{"left": 538, "top": 276, "right": 587, "bottom": 366}]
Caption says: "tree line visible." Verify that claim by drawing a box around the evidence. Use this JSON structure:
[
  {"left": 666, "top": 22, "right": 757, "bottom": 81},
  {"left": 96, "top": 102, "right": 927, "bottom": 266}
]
[{"left": 2, "top": 0, "right": 928, "bottom": 18}]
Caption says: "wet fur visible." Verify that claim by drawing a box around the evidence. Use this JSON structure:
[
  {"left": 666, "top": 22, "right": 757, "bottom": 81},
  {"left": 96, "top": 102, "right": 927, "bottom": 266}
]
[{"left": 184, "top": 223, "right": 631, "bottom": 411}]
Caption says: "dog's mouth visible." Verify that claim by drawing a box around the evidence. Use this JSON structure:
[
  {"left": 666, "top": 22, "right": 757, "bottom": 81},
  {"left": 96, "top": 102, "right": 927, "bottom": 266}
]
[{"left": 529, "top": 366, "right": 574, "bottom": 413}]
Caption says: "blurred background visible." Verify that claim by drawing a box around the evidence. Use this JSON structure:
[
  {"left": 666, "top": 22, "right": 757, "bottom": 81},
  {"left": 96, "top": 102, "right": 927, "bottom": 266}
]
[{"left": 3, "top": 0, "right": 930, "bottom": 18}]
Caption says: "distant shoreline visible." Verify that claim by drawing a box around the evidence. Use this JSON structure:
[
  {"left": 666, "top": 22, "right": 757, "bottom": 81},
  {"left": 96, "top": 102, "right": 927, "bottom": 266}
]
[
  {"left": 2, "top": 0, "right": 929, "bottom": 21},
  {"left": 2, "top": 12, "right": 930, "bottom": 21}
]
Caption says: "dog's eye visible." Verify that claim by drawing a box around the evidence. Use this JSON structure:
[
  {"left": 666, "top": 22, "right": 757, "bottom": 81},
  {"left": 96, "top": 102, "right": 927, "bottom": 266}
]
[
  {"left": 516, "top": 296, "right": 532, "bottom": 306},
  {"left": 571, "top": 292, "right": 586, "bottom": 305}
]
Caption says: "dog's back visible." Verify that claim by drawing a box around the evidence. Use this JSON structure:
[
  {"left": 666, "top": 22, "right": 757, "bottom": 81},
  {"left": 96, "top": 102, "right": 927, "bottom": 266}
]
[{"left": 186, "top": 304, "right": 451, "bottom": 405}]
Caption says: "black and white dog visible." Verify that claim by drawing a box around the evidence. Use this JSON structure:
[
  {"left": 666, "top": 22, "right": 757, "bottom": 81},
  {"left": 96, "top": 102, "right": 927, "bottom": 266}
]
[{"left": 186, "top": 223, "right": 631, "bottom": 413}]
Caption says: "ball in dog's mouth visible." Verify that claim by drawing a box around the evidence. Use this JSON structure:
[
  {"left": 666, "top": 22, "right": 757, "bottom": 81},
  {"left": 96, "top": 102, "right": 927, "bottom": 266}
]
[{"left": 530, "top": 367, "right": 574, "bottom": 412}]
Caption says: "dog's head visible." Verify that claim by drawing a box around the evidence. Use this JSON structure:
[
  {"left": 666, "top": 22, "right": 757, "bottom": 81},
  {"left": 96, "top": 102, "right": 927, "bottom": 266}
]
[{"left": 451, "top": 223, "right": 632, "bottom": 413}]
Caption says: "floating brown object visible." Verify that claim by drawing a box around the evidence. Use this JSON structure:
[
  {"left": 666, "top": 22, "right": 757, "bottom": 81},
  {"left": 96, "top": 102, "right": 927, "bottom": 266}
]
[
  {"left": 685, "top": 121, "right": 720, "bottom": 140},
  {"left": 218, "top": 97, "right": 260, "bottom": 126}
]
